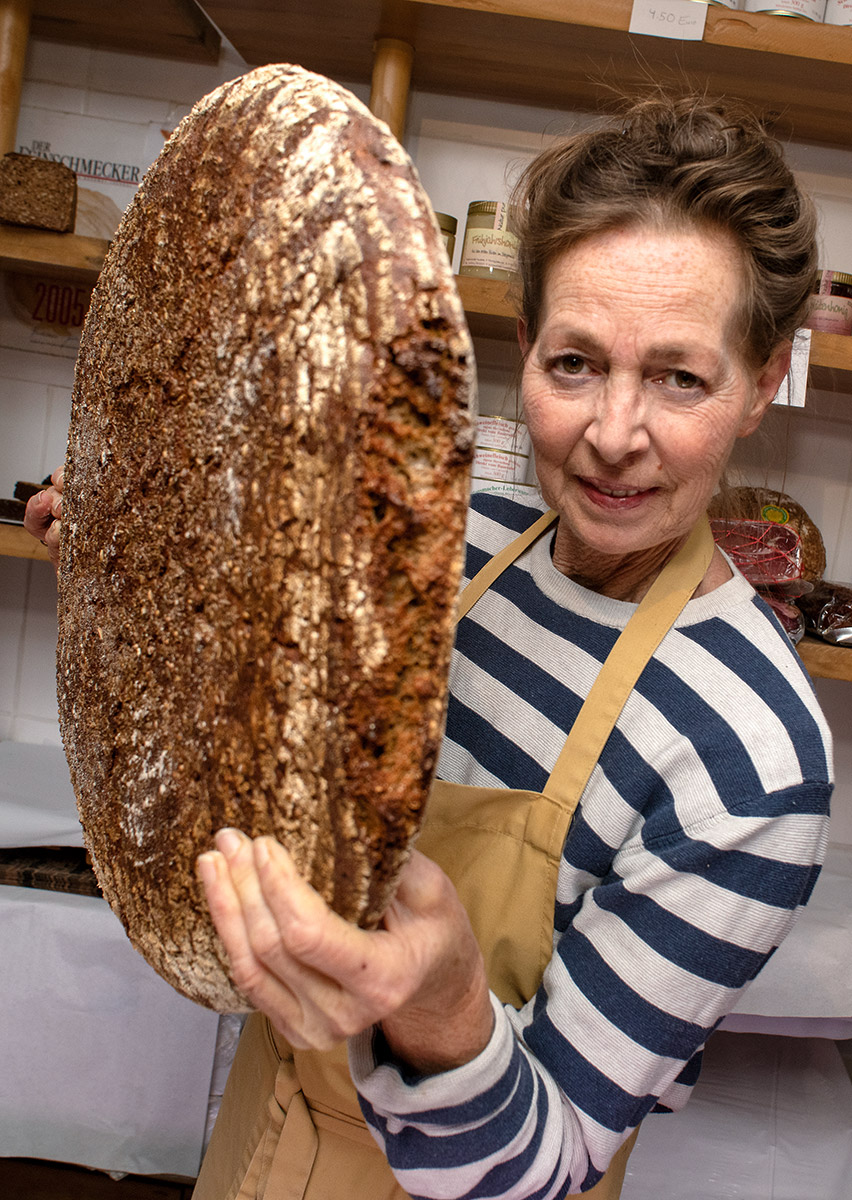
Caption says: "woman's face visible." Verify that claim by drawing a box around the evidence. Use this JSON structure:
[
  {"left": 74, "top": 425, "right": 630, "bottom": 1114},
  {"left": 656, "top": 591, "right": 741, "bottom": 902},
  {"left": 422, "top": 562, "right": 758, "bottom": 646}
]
[{"left": 521, "top": 225, "right": 789, "bottom": 573}]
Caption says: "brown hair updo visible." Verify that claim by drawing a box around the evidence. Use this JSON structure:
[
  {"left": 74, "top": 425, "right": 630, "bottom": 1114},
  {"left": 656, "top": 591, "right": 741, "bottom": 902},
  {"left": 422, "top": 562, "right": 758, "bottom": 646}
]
[{"left": 512, "top": 94, "right": 818, "bottom": 367}]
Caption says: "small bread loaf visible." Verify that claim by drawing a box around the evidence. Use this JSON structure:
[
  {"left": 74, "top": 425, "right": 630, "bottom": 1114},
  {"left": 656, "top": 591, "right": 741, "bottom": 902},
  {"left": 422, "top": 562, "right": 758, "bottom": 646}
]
[
  {"left": 0, "top": 152, "right": 77, "bottom": 232},
  {"left": 57, "top": 65, "right": 475, "bottom": 1010}
]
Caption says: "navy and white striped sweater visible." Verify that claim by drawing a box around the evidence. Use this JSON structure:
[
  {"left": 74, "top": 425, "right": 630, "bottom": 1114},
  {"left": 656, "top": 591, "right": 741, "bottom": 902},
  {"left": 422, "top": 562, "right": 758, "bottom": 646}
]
[{"left": 350, "top": 492, "right": 833, "bottom": 1198}]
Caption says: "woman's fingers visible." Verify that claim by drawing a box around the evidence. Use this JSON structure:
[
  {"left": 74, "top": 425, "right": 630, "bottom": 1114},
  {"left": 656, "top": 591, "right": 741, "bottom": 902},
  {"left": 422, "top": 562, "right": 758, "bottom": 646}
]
[
  {"left": 199, "top": 830, "right": 364, "bottom": 1046},
  {"left": 24, "top": 469, "right": 64, "bottom": 571},
  {"left": 253, "top": 837, "right": 383, "bottom": 981},
  {"left": 23, "top": 487, "right": 57, "bottom": 538},
  {"left": 198, "top": 829, "right": 491, "bottom": 1068},
  {"left": 196, "top": 841, "right": 264, "bottom": 990},
  {"left": 197, "top": 839, "right": 318, "bottom": 1044}
]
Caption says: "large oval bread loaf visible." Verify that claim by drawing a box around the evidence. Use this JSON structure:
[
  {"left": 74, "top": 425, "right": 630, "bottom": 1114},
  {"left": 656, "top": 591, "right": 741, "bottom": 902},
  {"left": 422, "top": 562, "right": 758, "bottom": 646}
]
[{"left": 57, "top": 64, "right": 475, "bottom": 1010}]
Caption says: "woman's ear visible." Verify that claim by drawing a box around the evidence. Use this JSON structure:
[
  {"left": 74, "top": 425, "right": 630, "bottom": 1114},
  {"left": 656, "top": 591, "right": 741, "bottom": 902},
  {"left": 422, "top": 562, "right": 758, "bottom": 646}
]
[
  {"left": 517, "top": 318, "right": 530, "bottom": 358},
  {"left": 738, "top": 341, "right": 793, "bottom": 438}
]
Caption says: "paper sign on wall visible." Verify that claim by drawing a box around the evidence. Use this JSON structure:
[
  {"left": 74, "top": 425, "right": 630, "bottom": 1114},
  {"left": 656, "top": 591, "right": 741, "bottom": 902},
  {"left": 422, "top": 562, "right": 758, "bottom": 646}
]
[
  {"left": 773, "top": 327, "right": 811, "bottom": 408},
  {"left": 629, "top": 0, "right": 708, "bottom": 40}
]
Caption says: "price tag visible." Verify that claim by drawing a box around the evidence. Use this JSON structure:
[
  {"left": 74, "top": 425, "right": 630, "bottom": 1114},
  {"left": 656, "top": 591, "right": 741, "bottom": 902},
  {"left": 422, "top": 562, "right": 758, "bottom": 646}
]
[{"left": 629, "top": 0, "right": 708, "bottom": 40}]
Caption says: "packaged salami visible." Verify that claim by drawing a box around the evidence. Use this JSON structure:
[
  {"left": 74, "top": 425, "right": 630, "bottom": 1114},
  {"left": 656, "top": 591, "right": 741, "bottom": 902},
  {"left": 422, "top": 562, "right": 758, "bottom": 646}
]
[{"left": 758, "top": 590, "right": 806, "bottom": 644}]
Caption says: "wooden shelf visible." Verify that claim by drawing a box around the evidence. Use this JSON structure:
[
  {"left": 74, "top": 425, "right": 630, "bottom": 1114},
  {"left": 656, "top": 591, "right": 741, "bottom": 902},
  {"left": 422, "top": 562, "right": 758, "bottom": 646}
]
[
  {"left": 797, "top": 635, "right": 852, "bottom": 683},
  {"left": 0, "top": 226, "right": 109, "bottom": 282},
  {"left": 0, "top": 523, "right": 50, "bottom": 562},
  {"left": 203, "top": 0, "right": 852, "bottom": 146},
  {"left": 2, "top": 244, "right": 849, "bottom": 392},
  {"left": 30, "top": 0, "right": 221, "bottom": 64}
]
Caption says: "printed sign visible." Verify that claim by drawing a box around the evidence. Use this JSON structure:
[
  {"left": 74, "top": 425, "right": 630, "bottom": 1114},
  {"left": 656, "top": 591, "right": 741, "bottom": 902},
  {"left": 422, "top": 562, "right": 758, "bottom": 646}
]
[
  {"left": 2, "top": 272, "right": 94, "bottom": 359},
  {"left": 772, "top": 328, "right": 811, "bottom": 409}
]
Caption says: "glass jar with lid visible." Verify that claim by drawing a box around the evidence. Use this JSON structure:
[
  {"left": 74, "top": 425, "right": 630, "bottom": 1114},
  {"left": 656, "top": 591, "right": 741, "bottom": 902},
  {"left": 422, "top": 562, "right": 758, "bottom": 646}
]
[{"left": 459, "top": 201, "right": 519, "bottom": 281}]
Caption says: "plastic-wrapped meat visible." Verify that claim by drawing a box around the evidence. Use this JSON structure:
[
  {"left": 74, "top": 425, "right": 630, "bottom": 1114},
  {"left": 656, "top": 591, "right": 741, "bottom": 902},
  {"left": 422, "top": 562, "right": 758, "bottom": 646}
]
[
  {"left": 711, "top": 518, "right": 808, "bottom": 594},
  {"left": 759, "top": 592, "right": 805, "bottom": 644},
  {"left": 798, "top": 582, "right": 852, "bottom": 646}
]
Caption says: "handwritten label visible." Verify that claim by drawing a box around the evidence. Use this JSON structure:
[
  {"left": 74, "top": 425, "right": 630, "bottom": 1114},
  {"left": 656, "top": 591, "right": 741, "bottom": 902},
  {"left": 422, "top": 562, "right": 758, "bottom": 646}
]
[
  {"left": 772, "top": 328, "right": 811, "bottom": 408},
  {"left": 629, "top": 0, "right": 708, "bottom": 40}
]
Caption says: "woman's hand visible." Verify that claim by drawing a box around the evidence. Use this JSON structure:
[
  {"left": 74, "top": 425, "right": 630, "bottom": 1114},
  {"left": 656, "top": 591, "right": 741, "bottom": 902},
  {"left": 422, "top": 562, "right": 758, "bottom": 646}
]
[
  {"left": 198, "top": 830, "right": 494, "bottom": 1075},
  {"left": 23, "top": 468, "right": 63, "bottom": 572}
]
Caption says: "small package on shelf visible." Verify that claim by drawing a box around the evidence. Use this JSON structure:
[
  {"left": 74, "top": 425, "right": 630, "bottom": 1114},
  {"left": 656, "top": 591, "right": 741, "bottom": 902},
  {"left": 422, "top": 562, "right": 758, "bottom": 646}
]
[
  {"left": 758, "top": 589, "right": 807, "bottom": 644},
  {"left": 0, "top": 498, "right": 25, "bottom": 525},
  {"left": 799, "top": 582, "right": 852, "bottom": 645}
]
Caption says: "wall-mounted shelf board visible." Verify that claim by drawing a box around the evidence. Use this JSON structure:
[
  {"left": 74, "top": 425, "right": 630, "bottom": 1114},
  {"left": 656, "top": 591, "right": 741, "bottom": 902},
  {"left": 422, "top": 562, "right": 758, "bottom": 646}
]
[
  {"left": 0, "top": 524, "right": 49, "bottom": 562},
  {"left": 30, "top": 0, "right": 221, "bottom": 64},
  {"left": 0, "top": 226, "right": 109, "bottom": 282},
  {"left": 203, "top": 0, "right": 852, "bottom": 147},
  {"left": 3, "top": 239, "right": 850, "bottom": 388},
  {"left": 797, "top": 636, "right": 852, "bottom": 683}
]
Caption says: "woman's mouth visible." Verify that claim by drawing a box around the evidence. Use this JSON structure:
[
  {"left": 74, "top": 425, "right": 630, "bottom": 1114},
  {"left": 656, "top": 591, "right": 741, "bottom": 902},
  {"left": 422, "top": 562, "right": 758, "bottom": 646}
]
[
  {"left": 579, "top": 477, "right": 656, "bottom": 507},
  {"left": 596, "top": 484, "right": 641, "bottom": 498}
]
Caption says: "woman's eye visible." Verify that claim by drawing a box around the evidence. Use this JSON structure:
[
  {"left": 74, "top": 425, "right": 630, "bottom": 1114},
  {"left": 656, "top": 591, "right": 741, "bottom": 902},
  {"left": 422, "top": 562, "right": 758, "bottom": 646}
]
[
  {"left": 556, "top": 354, "right": 588, "bottom": 375},
  {"left": 667, "top": 369, "right": 702, "bottom": 390}
]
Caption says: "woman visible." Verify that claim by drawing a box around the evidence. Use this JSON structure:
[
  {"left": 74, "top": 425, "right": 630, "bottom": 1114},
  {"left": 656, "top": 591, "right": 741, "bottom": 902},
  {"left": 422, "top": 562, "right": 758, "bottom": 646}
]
[{"left": 27, "top": 95, "right": 832, "bottom": 1198}]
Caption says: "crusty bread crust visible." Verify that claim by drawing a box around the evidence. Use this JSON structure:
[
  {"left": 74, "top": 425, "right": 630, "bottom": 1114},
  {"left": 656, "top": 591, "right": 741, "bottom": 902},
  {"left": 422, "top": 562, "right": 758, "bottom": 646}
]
[{"left": 57, "top": 65, "right": 475, "bottom": 1010}]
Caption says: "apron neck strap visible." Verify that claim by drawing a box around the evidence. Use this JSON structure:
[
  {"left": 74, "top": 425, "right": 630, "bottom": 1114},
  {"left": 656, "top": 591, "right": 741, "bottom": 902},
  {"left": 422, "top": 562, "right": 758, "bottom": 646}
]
[
  {"left": 455, "top": 509, "right": 716, "bottom": 817},
  {"left": 455, "top": 508, "right": 559, "bottom": 623}
]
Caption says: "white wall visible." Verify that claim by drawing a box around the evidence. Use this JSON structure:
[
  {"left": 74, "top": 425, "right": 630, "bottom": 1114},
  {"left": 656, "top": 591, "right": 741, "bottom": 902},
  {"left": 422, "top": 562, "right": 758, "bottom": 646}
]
[{"left": 2, "top": 33, "right": 851, "bottom": 843}]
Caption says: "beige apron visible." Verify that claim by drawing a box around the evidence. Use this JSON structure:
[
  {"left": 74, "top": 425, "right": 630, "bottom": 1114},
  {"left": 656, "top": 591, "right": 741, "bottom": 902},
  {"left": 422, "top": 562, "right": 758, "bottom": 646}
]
[{"left": 193, "top": 512, "right": 714, "bottom": 1200}]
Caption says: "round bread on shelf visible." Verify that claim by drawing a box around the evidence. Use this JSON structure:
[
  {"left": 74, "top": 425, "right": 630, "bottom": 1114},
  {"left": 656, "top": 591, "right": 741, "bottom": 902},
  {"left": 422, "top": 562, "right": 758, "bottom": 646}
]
[{"left": 56, "top": 64, "right": 475, "bottom": 1011}]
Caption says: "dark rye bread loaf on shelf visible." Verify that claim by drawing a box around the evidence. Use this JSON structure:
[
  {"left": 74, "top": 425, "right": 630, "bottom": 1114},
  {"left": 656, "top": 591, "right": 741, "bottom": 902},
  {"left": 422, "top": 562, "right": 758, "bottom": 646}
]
[
  {"left": 0, "top": 152, "right": 77, "bottom": 232},
  {"left": 57, "top": 64, "right": 476, "bottom": 1011}
]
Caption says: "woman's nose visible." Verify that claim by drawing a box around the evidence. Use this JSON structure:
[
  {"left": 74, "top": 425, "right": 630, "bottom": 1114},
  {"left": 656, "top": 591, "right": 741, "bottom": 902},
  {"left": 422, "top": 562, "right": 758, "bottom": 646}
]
[{"left": 584, "top": 377, "right": 651, "bottom": 463}]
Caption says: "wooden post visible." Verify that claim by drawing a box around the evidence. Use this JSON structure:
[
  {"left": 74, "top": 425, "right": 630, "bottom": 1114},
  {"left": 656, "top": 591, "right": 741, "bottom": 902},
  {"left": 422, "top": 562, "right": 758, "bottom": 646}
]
[
  {"left": 0, "top": 0, "right": 31, "bottom": 155},
  {"left": 369, "top": 36, "right": 414, "bottom": 143}
]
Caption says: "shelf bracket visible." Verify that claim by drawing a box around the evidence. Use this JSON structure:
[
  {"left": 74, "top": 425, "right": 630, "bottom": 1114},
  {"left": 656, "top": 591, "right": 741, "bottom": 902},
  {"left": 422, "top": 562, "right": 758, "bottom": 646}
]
[
  {"left": 369, "top": 36, "right": 414, "bottom": 142},
  {"left": 0, "top": 0, "right": 30, "bottom": 154}
]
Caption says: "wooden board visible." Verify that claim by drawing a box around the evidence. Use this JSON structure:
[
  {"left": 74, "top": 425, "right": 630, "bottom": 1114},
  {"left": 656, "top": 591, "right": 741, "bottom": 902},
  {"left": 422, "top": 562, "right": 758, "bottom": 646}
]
[
  {"left": 31, "top": 0, "right": 221, "bottom": 63},
  {"left": 0, "top": 522, "right": 50, "bottom": 561},
  {"left": 203, "top": 0, "right": 852, "bottom": 145}
]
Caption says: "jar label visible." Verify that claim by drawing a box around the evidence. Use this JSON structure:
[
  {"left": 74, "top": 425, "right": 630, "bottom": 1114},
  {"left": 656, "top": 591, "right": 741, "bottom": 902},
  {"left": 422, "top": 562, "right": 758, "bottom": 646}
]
[
  {"left": 743, "top": 0, "right": 826, "bottom": 15},
  {"left": 473, "top": 416, "right": 531, "bottom": 485},
  {"left": 825, "top": 0, "right": 852, "bottom": 23},
  {"left": 461, "top": 202, "right": 519, "bottom": 273},
  {"left": 805, "top": 293, "right": 852, "bottom": 336}
]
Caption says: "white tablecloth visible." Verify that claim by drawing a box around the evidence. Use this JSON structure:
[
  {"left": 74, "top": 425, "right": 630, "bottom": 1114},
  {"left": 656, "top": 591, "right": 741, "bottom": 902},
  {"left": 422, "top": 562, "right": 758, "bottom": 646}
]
[
  {"left": 0, "top": 740, "right": 221, "bottom": 1177},
  {"left": 723, "top": 841, "right": 852, "bottom": 1036},
  {"left": 2, "top": 739, "right": 851, "bottom": 1174},
  {"left": 0, "top": 884, "right": 221, "bottom": 1177},
  {"left": 622, "top": 1032, "right": 852, "bottom": 1200},
  {"left": 0, "top": 741, "right": 83, "bottom": 848}
]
